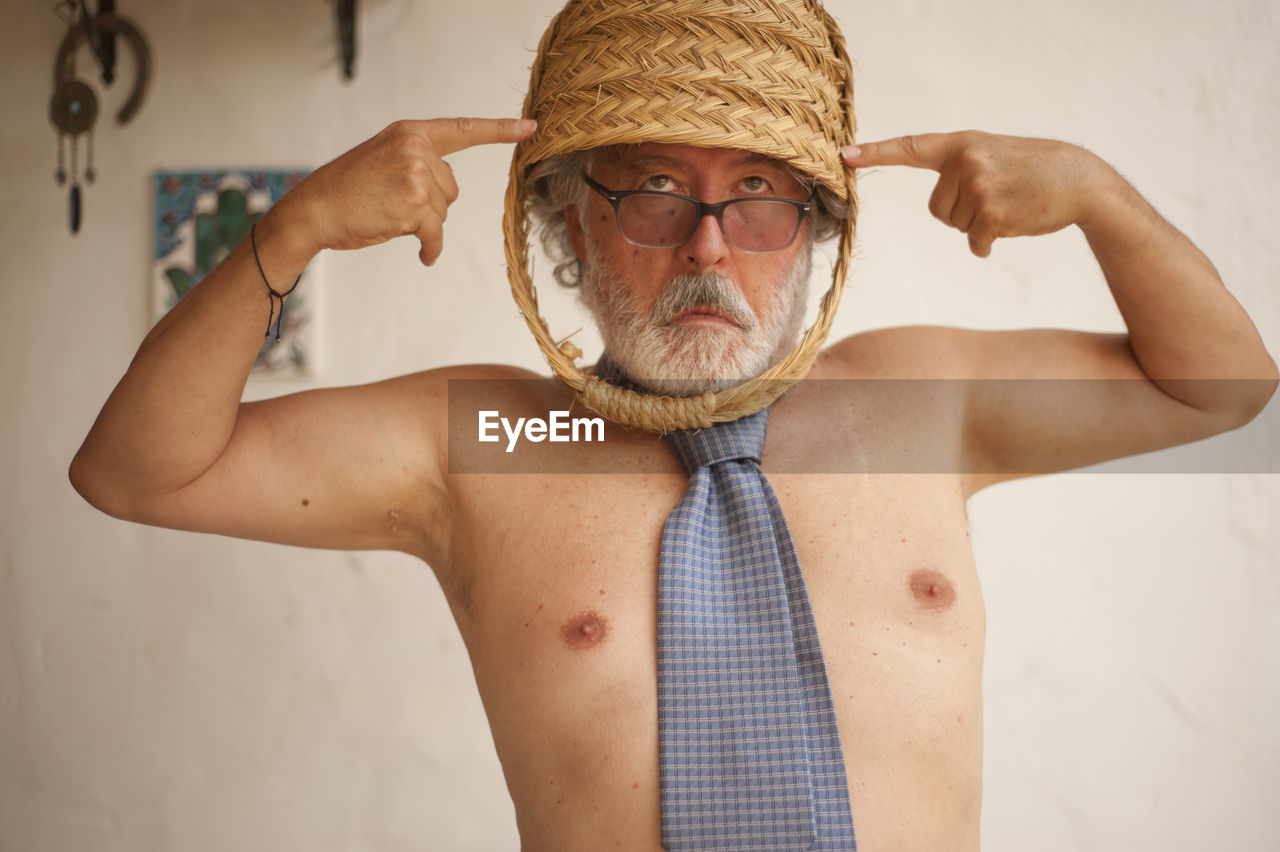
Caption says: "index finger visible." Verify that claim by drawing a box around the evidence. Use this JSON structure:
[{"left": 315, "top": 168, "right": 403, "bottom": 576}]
[
  {"left": 419, "top": 117, "right": 537, "bottom": 157},
  {"left": 844, "top": 133, "right": 953, "bottom": 172}
]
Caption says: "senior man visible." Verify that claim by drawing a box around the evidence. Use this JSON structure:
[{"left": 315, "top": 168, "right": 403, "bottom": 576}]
[{"left": 70, "top": 0, "right": 1275, "bottom": 849}]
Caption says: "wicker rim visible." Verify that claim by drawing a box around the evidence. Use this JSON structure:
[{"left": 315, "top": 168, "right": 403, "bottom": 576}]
[{"left": 502, "top": 0, "right": 857, "bottom": 432}]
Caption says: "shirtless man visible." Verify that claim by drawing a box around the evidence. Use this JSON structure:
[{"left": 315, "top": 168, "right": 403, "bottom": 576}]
[{"left": 70, "top": 46, "right": 1276, "bottom": 852}]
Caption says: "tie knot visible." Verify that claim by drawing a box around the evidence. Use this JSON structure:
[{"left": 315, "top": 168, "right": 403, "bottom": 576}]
[{"left": 664, "top": 408, "right": 769, "bottom": 473}]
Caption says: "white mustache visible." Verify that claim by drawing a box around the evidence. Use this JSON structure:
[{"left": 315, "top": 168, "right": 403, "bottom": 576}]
[{"left": 649, "top": 273, "right": 757, "bottom": 330}]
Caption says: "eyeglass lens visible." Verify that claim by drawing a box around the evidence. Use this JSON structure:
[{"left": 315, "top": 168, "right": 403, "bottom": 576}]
[{"left": 618, "top": 194, "right": 803, "bottom": 252}]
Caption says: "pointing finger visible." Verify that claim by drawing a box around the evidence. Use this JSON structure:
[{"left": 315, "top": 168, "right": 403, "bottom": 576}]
[
  {"left": 842, "top": 133, "right": 954, "bottom": 172},
  {"left": 417, "top": 117, "right": 537, "bottom": 157}
]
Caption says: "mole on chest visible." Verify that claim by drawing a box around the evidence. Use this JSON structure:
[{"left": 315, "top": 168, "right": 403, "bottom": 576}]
[{"left": 909, "top": 569, "right": 957, "bottom": 610}]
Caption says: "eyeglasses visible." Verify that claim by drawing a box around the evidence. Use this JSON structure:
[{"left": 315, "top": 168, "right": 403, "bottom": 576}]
[{"left": 582, "top": 173, "right": 814, "bottom": 253}]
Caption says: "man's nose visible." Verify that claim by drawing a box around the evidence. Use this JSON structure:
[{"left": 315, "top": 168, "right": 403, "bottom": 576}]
[{"left": 680, "top": 211, "right": 730, "bottom": 273}]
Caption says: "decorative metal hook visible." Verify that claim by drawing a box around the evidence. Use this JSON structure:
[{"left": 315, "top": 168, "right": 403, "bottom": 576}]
[{"left": 54, "top": 7, "right": 152, "bottom": 126}]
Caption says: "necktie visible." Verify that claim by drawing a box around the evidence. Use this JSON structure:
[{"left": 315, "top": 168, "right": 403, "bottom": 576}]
[{"left": 659, "top": 408, "right": 857, "bottom": 851}]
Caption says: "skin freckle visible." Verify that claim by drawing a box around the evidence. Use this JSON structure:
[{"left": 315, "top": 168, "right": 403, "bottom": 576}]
[
  {"left": 301, "top": 498, "right": 310, "bottom": 507},
  {"left": 560, "top": 610, "right": 609, "bottom": 650},
  {"left": 910, "top": 569, "right": 957, "bottom": 610}
]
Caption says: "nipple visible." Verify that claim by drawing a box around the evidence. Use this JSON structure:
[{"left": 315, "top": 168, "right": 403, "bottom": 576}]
[
  {"left": 560, "top": 611, "right": 609, "bottom": 650},
  {"left": 909, "top": 569, "right": 956, "bottom": 610}
]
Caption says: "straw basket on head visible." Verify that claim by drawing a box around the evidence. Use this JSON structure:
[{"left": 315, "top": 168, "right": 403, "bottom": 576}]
[{"left": 503, "top": 0, "right": 857, "bottom": 432}]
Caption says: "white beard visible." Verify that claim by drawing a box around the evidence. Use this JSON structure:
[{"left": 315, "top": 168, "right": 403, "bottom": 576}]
[{"left": 581, "top": 246, "right": 812, "bottom": 396}]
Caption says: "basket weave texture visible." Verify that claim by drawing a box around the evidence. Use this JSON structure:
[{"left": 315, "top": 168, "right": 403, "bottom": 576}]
[{"left": 503, "top": 0, "right": 857, "bottom": 431}]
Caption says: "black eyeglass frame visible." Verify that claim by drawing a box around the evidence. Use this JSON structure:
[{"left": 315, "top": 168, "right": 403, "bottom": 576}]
[{"left": 581, "top": 173, "right": 815, "bottom": 253}]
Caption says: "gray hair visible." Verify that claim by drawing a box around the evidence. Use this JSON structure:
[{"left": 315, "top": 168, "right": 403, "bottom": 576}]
[{"left": 526, "top": 147, "right": 850, "bottom": 288}]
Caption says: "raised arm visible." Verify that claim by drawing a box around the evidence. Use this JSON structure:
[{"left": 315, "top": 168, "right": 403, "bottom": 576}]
[
  {"left": 69, "top": 118, "right": 535, "bottom": 558},
  {"left": 843, "top": 132, "right": 1277, "bottom": 486}
]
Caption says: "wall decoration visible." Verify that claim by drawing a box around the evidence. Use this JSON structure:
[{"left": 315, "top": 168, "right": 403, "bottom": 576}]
[
  {"left": 153, "top": 169, "right": 316, "bottom": 378},
  {"left": 50, "top": 0, "right": 153, "bottom": 234},
  {"left": 335, "top": 0, "right": 358, "bottom": 80}
]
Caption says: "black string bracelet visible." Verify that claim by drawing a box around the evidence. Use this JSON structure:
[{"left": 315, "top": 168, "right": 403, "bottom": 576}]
[{"left": 249, "top": 223, "right": 303, "bottom": 342}]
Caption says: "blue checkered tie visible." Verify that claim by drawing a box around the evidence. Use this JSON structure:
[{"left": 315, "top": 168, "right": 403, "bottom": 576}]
[{"left": 660, "top": 408, "right": 857, "bottom": 851}]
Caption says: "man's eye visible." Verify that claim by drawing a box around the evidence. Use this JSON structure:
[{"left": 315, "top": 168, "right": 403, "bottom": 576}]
[
  {"left": 642, "top": 175, "right": 674, "bottom": 191},
  {"left": 740, "top": 176, "right": 769, "bottom": 193}
]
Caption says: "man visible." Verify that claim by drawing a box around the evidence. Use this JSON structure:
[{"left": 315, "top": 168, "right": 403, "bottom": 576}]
[{"left": 70, "top": 2, "right": 1276, "bottom": 851}]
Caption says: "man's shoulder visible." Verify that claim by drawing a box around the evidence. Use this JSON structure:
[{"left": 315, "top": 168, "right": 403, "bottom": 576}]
[
  {"left": 377, "top": 362, "right": 549, "bottom": 394},
  {"left": 404, "top": 362, "right": 548, "bottom": 383},
  {"left": 375, "top": 362, "right": 572, "bottom": 418},
  {"left": 817, "top": 325, "right": 990, "bottom": 380}
]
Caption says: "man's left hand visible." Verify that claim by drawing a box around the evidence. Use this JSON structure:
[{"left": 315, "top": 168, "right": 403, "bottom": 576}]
[{"left": 843, "top": 131, "right": 1108, "bottom": 258}]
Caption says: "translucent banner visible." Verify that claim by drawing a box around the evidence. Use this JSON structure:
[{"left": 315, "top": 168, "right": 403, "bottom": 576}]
[{"left": 446, "top": 379, "right": 1280, "bottom": 475}]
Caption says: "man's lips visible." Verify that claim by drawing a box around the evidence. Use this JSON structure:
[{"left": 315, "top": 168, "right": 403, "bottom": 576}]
[{"left": 667, "top": 306, "right": 743, "bottom": 327}]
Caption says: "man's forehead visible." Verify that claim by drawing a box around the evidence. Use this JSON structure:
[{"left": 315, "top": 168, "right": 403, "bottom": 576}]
[{"left": 597, "top": 143, "right": 792, "bottom": 175}]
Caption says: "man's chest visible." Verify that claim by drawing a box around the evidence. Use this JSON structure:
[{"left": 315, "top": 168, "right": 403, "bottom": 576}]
[
  {"left": 444, "top": 470, "right": 982, "bottom": 677},
  {"left": 440, "top": 467, "right": 987, "bottom": 847}
]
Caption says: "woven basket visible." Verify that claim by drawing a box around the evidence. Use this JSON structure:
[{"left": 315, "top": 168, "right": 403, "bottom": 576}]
[{"left": 503, "top": 0, "right": 856, "bottom": 431}]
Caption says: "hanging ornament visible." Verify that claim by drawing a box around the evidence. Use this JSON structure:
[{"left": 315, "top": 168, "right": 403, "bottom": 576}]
[
  {"left": 48, "top": 1, "right": 152, "bottom": 235},
  {"left": 334, "top": 0, "right": 357, "bottom": 81},
  {"left": 49, "top": 77, "right": 98, "bottom": 234}
]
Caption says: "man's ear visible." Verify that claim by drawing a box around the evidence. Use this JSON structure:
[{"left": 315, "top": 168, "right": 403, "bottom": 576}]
[{"left": 565, "top": 205, "right": 588, "bottom": 261}]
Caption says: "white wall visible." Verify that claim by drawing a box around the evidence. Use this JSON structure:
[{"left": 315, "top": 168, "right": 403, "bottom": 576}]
[{"left": 2, "top": 0, "right": 1276, "bottom": 850}]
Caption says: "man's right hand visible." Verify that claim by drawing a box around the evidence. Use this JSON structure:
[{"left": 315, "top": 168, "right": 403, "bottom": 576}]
[
  {"left": 273, "top": 117, "right": 536, "bottom": 266},
  {"left": 70, "top": 115, "right": 536, "bottom": 558}
]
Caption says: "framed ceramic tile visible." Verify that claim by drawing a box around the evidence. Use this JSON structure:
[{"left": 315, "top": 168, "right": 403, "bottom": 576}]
[{"left": 153, "top": 169, "right": 317, "bottom": 378}]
